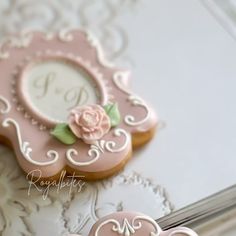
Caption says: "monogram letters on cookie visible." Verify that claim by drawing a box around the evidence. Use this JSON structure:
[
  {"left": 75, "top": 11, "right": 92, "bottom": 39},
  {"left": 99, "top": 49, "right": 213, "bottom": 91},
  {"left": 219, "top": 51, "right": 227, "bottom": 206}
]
[{"left": 0, "top": 30, "right": 157, "bottom": 179}]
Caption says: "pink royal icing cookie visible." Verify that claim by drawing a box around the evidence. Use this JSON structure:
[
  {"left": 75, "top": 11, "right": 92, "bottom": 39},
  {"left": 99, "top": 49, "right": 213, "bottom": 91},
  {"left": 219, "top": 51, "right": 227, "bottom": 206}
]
[
  {"left": 70, "top": 211, "right": 198, "bottom": 236},
  {"left": 0, "top": 30, "right": 157, "bottom": 180}
]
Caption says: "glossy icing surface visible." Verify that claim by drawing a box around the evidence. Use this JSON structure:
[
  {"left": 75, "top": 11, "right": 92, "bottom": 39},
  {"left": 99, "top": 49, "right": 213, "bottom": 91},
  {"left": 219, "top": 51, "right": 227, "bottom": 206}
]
[
  {"left": 0, "top": 30, "right": 158, "bottom": 178},
  {"left": 85, "top": 211, "right": 198, "bottom": 236}
]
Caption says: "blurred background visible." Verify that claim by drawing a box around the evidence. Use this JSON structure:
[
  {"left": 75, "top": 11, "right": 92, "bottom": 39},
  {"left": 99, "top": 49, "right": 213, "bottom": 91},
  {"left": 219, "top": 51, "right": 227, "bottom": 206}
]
[{"left": 0, "top": 0, "right": 236, "bottom": 235}]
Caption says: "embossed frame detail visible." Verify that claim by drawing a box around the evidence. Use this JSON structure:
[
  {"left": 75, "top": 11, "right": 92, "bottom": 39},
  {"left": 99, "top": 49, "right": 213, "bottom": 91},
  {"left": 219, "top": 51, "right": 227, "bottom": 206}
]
[
  {"left": 86, "top": 212, "right": 198, "bottom": 236},
  {"left": 0, "top": 29, "right": 157, "bottom": 179}
]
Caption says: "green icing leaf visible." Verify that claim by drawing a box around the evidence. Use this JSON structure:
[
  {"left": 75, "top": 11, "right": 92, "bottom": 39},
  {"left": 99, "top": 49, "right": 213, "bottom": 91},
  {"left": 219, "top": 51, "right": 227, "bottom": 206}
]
[
  {"left": 51, "top": 123, "right": 77, "bottom": 145},
  {"left": 104, "top": 103, "right": 121, "bottom": 127}
]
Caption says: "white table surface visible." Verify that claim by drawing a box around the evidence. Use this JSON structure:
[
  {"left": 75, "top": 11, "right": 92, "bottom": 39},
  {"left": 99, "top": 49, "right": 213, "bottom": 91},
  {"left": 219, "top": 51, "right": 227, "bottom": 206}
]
[{"left": 0, "top": 0, "right": 235, "bottom": 235}]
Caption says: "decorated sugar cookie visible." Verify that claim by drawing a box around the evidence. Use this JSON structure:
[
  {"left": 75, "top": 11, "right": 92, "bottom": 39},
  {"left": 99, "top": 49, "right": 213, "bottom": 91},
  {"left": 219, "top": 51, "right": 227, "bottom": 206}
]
[
  {"left": 70, "top": 211, "right": 198, "bottom": 236},
  {"left": 0, "top": 30, "right": 157, "bottom": 180}
]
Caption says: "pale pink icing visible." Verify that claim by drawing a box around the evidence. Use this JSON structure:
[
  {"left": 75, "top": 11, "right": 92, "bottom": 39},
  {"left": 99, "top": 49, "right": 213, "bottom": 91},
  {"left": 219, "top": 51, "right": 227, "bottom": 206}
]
[
  {"left": 86, "top": 211, "right": 198, "bottom": 236},
  {"left": 0, "top": 30, "right": 158, "bottom": 178}
]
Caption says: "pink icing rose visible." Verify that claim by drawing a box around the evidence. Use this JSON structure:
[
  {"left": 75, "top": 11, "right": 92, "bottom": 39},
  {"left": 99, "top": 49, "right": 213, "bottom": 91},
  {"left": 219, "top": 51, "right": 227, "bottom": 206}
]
[{"left": 68, "top": 104, "right": 111, "bottom": 144}]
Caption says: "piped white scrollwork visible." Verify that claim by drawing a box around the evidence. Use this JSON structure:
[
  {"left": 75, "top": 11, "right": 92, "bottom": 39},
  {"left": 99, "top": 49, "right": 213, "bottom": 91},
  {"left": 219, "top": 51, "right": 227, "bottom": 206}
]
[
  {"left": 124, "top": 95, "right": 150, "bottom": 126},
  {"left": 113, "top": 71, "right": 151, "bottom": 127},
  {"left": 58, "top": 29, "right": 74, "bottom": 42},
  {"left": 0, "top": 29, "right": 77, "bottom": 60},
  {"left": 0, "top": 31, "right": 33, "bottom": 59},
  {"left": 66, "top": 148, "right": 100, "bottom": 166},
  {"left": 66, "top": 129, "right": 130, "bottom": 166},
  {"left": 104, "top": 129, "right": 130, "bottom": 153},
  {"left": 95, "top": 215, "right": 162, "bottom": 236},
  {"left": 2, "top": 118, "right": 59, "bottom": 166},
  {"left": 168, "top": 227, "right": 199, "bottom": 236},
  {"left": 85, "top": 30, "right": 114, "bottom": 68},
  {"left": 0, "top": 95, "right": 11, "bottom": 114},
  {"left": 113, "top": 71, "right": 132, "bottom": 95}
]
